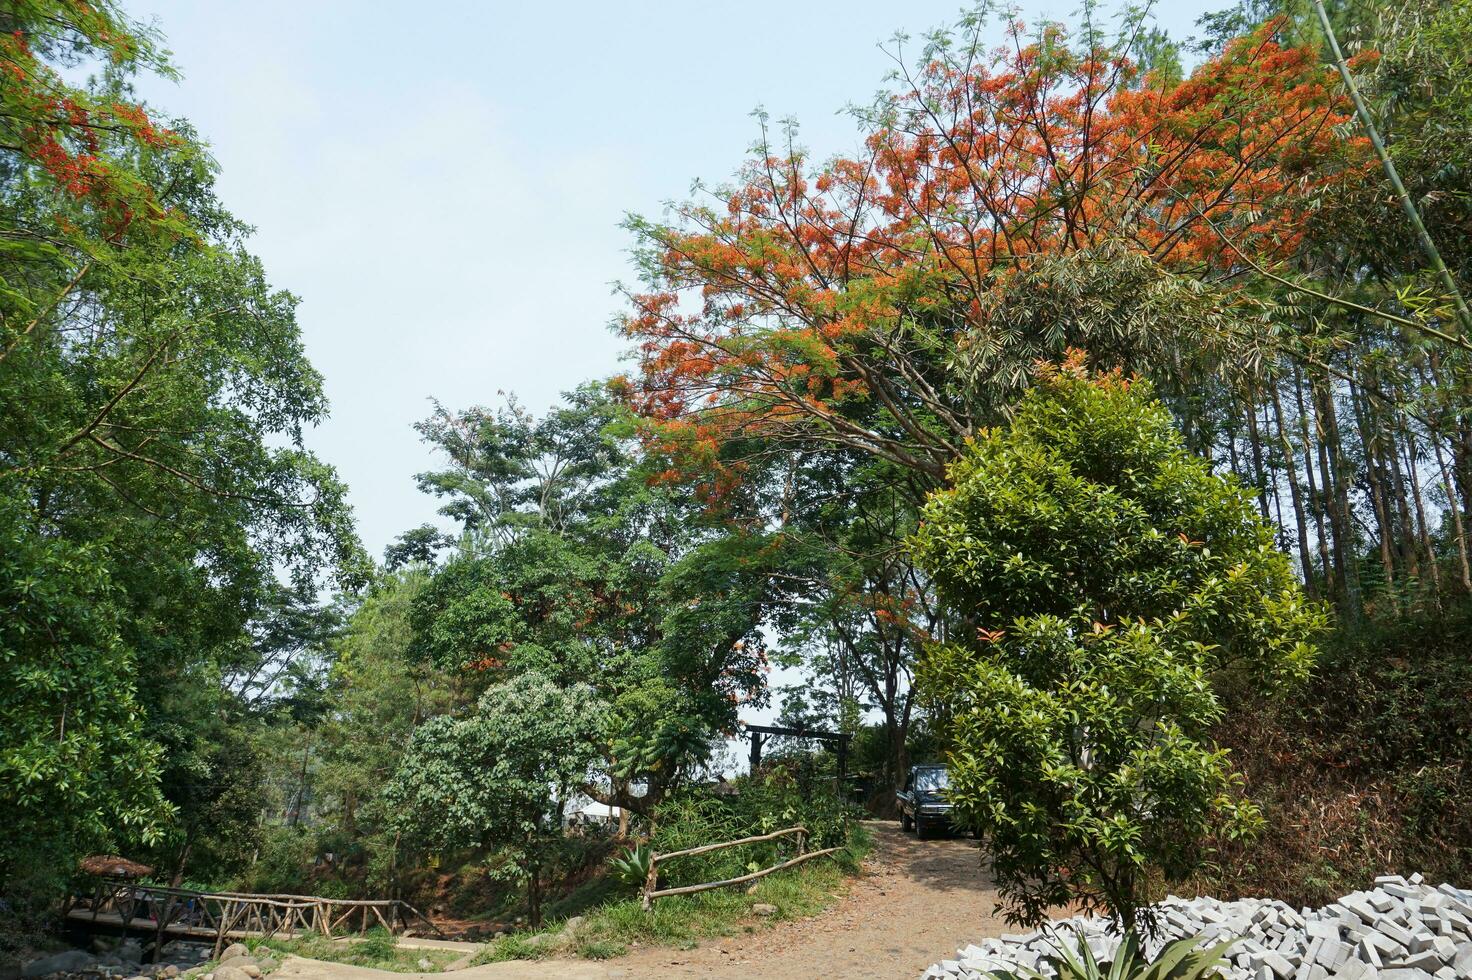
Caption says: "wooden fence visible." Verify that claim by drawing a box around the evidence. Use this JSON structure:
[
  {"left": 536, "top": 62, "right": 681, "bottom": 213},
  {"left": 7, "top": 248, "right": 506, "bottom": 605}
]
[
  {"left": 66, "top": 878, "right": 440, "bottom": 957},
  {"left": 640, "top": 825, "right": 843, "bottom": 910}
]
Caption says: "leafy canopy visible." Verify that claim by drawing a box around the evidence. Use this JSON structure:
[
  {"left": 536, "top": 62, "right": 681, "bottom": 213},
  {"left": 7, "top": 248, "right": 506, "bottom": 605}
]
[{"left": 620, "top": 13, "right": 1364, "bottom": 491}]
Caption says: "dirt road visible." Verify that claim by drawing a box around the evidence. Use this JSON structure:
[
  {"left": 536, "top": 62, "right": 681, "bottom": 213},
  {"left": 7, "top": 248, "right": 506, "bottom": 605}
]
[
  {"left": 594, "top": 818, "right": 1000, "bottom": 977},
  {"left": 275, "top": 820, "right": 1007, "bottom": 980},
  {"left": 607, "top": 819, "right": 1006, "bottom": 979}
]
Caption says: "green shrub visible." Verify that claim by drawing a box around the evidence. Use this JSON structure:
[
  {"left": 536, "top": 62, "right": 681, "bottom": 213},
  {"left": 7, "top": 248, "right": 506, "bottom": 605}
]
[
  {"left": 913, "top": 364, "right": 1323, "bottom": 929},
  {"left": 237, "top": 826, "right": 315, "bottom": 895}
]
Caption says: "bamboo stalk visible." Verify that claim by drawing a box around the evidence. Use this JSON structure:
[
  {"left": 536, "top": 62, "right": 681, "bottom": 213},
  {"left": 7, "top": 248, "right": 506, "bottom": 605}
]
[
  {"left": 654, "top": 826, "right": 807, "bottom": 862},
  {"left": 1311, "top": 0, "right": 1472, "bottom": 336},
  {"left": 647, "top": 847, "right": 843, "bottom": 902}
]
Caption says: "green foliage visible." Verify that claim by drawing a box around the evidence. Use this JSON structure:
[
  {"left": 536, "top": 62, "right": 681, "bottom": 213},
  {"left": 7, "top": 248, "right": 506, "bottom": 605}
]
[
  {"left": 990, "top": 932, "right": 1235, "bottom": 980},
  {"left": 0, "top": 0, "right": 363, "bottom": 901},
  {"left": 246, "top": 934, "right": 456, "bottom": 974},
  {"left": 0, "top": 486, "right": 173, "bottom": 880},
  {"left": 476, "top": 827, "right": 868, "bottom": 962},
  {"left": 356, "top": 927, "right": 397, "bottom": 963},
  {"left": 913, "top": 364, "right": 1324, "bottom": 929},
  {"left": 406, "top": 388, "right": 778, "bottom": 813},
  {"left": 607, "top": 844, "right": 652, "bottom": 891},
  {"left": 386, "top": 671, "right": 605, "bottom": 925},
  {"left": 237, "top": 826, "right": 315, "bottom": 896},
  {"left": 648, "top": 766, "right": 856, "bottom": 888}
]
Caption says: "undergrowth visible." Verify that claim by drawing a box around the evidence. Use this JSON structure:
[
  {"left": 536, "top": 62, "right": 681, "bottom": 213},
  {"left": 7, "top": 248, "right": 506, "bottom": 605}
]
[
  {"left": 473, "top": 823, "right": 871, "bottom": 962},
  {"left": 1193, "top": 606, "right": 1472, "bottom": 907},
  {"left": 240, "top": 930, "right": 460, "bottom": 973}
]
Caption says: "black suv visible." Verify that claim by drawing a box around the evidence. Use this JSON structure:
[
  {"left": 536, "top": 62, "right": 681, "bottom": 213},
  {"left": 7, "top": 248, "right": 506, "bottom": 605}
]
[{"left": 896, "top": 764, "right": 954, "bottom": 839}]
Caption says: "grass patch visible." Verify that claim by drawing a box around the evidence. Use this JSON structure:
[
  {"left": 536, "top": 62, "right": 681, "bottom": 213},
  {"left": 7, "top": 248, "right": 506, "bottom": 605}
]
[
  {"left": 241, "top": 930, "right": 462, "bottom": 973},
  {"left": 473, "top": 824, "right": 871, "bottom": 963}
]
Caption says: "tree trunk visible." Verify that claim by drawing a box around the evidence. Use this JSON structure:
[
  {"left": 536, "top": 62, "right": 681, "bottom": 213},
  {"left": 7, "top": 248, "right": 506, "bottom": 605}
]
[
  {"left": 1247, "top": 397, "right": 1271, "bottom": 521},
  {"left": 527, "top": 865, "right": 543, "bottom": 929},
  {"left": 1432, "top": 433, "right": 1472, "bottom": 592},
  {"left": 289, "top": 733, "right": 312, "bottom": 827},
  {"left": 1271, "top": 381, "right": 1318, "bottom": 597},
  {"left": 1348, "top": 381, "right": 1397, "bottom": 591},
  {"left": 1402, "top": 430, "right": 1440, "bottom": 596},
  {"left": 1293, "top": 364, "right": 1334, "bottom": 598},
  {"left": 170, "top": 838, "right": 193, "bottom": 888},
  {"left": 1312, "top": 372, "right": 1359, "bottom": 614}
]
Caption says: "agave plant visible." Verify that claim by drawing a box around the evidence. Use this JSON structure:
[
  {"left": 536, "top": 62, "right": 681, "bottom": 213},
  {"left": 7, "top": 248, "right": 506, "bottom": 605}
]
[
  {"left": 608, "top": 843, "right": 654, "bottom": 890},
  {"left": 988, "top": 931, "right": 1236, "bottom": 980}
]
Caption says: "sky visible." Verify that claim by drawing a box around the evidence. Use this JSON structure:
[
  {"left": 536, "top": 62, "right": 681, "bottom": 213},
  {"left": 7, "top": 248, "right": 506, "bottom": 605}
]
[{"left": 127, "top": 0, "right": 1222, "bottom": 563}]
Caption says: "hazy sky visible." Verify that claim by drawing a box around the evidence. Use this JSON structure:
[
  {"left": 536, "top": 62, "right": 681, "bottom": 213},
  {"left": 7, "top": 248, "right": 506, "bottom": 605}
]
[{"left": 128, "top": 0, "right": 1219, "bottom": 561}]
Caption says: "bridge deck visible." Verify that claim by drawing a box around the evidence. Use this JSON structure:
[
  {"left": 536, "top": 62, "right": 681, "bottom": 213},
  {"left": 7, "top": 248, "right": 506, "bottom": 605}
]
[{"left": 65, "top": 909, "right": 307, "bottom": 941}]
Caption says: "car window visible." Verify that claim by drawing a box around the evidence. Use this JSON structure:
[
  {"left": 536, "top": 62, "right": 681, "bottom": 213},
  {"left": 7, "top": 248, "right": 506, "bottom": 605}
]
[{"left": 914, "top": 768, "right": 949, "bottom": 790}]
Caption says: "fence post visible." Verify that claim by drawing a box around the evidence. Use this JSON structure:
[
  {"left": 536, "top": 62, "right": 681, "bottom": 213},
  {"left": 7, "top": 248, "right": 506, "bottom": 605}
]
[
  {"left": 797, "top": 828, "right": 806, "bottom": 856},
  {"left": 641, "top": 853, "right": 659, "bottom": 912}
]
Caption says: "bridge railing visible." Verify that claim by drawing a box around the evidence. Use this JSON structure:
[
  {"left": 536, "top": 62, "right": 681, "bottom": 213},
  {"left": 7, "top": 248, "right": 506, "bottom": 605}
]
[{"left": 68, "top": 879, "right": 441, "bottom": 956}]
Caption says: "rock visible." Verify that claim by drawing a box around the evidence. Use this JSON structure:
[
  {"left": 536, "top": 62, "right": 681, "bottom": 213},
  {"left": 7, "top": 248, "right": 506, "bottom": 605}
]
[
  {"left": 236, "top": 966, "right": 261, "bottom": 979},
  {"left": 211, "top": 965, "right": 252, "bottom": 980},
  {"left": 416, "top": 960, "right": 432, "bottom": 972},
  {"left": 23, "top": 951, "right": 96, "bottom": 977},
  {"left": 215, "top": 947, "right": 248, "bottom": 966},
  {"left": 752, "top": 903, "right": 778, "bottom": 917},
  {"left": 160, "top": 968, "right": 179, "bottom": 979},
  {"left": 252, "top": 960, "right": 276, "bottom": 974},
  {"left": 919, "top": 877, "right": 1472, "bottom": 980},
  {"left": 561, "top": 916, "right": 586, "bottom": 936}
]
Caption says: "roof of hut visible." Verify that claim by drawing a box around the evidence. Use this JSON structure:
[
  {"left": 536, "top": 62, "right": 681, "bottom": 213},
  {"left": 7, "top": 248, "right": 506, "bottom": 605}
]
[{"left": 79, "top": 854, "right": 154, "bottom": 878}]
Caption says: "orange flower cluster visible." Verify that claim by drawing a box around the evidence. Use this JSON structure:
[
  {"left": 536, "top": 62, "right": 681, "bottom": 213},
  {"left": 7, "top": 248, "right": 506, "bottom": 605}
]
[
  {"left": 1, "top": 14, "right": 188, "bottom": 243},
  {"left": 621, "top": 19, "right": 1369, "bottom": 496}
]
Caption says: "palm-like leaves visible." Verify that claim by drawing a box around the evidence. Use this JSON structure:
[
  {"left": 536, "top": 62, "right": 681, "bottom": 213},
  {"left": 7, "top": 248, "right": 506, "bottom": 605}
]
[
  {"left": 608, "top": 843, "right": 654, "bottom": 890},
  {"left": 988, "top": 931, "right": 1236, "bottom": 980}
]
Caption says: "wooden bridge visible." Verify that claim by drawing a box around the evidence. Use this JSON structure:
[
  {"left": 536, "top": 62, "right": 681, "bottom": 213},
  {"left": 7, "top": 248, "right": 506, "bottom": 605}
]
[{"left": 66, "top": 878, "right": 440, "bottom": 957}]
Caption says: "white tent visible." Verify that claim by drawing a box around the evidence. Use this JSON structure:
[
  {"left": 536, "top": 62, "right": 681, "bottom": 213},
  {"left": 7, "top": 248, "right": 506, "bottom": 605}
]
[{"left": 563, "top": 798, "right": 623, "bottom": 829}]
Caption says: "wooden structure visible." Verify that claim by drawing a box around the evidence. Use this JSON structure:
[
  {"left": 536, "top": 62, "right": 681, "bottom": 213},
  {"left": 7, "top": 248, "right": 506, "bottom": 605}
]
[
  {"left": 743, "top": 722, "right": 851, "bottom": 784},
  {"left": 640, "top": 825, "right": 843, "bottom": 910},
  {"left": 66, "top": 878, "right": 440, "bottom": 957}
]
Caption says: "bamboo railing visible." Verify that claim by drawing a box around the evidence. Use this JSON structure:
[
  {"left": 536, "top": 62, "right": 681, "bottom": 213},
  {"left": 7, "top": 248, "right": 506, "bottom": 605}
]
[
  {"left": 640, "top": 825, "right": 843, "bottom": 910},
  {"left": 66, "top": 879, "right": 442, "bottom": 957}
]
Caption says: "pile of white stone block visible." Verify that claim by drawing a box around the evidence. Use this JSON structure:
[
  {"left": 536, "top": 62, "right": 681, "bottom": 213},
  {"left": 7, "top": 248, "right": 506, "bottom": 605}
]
[{"left": 921, "top": 874, "right": 1472, "bottom": 980}]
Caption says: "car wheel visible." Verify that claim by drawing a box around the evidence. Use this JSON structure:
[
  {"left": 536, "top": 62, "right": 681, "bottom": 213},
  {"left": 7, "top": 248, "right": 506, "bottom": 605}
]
[{"left": 901, "top": 813, "right": 913, "bottom": 832}]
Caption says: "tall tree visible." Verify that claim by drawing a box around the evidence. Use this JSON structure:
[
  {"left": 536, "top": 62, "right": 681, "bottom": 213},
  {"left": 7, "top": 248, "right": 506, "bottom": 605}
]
[{"left": 0, "top": 1, "right": 363, "bottom": 892}]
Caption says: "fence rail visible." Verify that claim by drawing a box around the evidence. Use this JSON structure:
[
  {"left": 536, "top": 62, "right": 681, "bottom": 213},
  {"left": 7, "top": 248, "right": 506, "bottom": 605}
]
[
  {"left": 66, "top": 878, "right": 441, "bottom": 957},
  {"left": 640, "top": 825, "right": 843, "bottom": 909}
]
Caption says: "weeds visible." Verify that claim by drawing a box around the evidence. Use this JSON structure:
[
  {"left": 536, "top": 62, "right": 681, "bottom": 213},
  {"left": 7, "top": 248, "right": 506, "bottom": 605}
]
[{"left": 473, "top": 823, "right": 871, "bottom": 963}]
